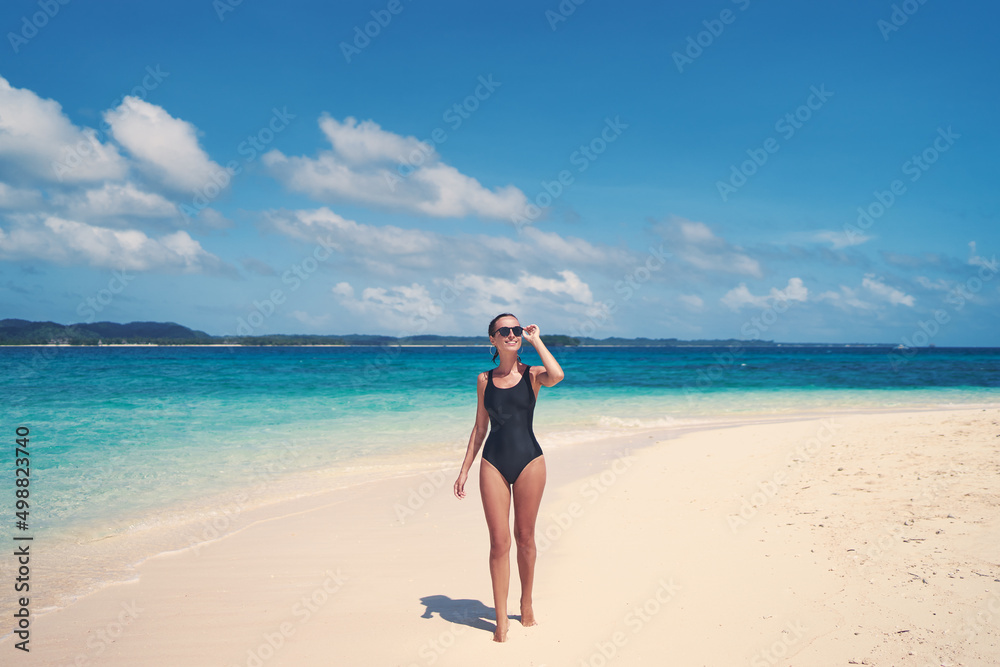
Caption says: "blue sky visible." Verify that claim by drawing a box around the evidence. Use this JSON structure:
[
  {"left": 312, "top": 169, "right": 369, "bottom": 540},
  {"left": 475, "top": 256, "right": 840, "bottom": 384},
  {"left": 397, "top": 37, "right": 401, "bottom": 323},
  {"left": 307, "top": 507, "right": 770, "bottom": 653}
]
[{"left": 1, "top": 0, "right": 997, "bottom": 344}]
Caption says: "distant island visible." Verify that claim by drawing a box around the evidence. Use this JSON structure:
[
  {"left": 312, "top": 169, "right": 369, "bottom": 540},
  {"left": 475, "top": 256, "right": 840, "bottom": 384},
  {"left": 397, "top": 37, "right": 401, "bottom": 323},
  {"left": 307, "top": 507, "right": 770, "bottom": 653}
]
[{"left": 0, "top": 318, "right": 893, "bottom": 348}]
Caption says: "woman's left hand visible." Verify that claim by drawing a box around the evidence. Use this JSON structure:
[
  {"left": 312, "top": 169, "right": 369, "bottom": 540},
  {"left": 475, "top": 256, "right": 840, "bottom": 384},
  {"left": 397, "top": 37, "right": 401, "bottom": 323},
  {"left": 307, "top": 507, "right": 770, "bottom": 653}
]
[{"left": 522, "top": 324, "right": 540, "bottom": 345}]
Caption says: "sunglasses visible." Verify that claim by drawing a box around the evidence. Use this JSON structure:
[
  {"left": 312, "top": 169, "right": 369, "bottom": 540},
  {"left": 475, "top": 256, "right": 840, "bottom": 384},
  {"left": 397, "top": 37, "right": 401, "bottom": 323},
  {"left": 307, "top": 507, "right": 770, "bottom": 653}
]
[{"left": 493, "top": 326, "right": 524, "bottom": 337}]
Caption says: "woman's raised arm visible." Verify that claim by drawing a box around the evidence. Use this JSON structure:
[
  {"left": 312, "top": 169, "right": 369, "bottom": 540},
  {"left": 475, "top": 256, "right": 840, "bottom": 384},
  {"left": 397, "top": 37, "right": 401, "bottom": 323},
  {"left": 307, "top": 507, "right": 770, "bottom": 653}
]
[{"left": 522, "top": 324, "right": 564, "bottom": 388}]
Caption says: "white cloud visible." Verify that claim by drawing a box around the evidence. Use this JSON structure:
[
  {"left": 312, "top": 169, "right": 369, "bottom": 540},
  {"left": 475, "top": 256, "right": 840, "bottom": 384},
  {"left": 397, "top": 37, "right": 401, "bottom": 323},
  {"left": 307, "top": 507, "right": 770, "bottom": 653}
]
[
  {"left": 518, "top": 270, "right": 594, "bottom": 304},
  {"left": 263, "top": 115, "right": 528, "bottom": 220},
  {"left": 451, "top": 270, "right": 595, "bottom": 313},
  {"left": 819, "top": 278, "right": 915, "bottom": 311},
  {"left": 968, "top": 241, "right": 998, "bottom": 272},
  {"left": 819, "top": 276, "right": 921, "bottom": 312},
  {"left": 862, "top": 274, "right": 915, "bottom": 306},
  {"left": 105, "top": 97, "right": 225, "bottom": 194},
  {"left": 359, "top": 283, "right": 436, "bottom": 316},
  {"left": 260, "top": 207, "right": 628, "bottom": 279},
  {"left": 0, "top": 78, "right": 231, "bottom": 236},
  {"left": 331, "top": 282, "right": 354, "bottom": 298},
  {"left": 677, "top": 220, "right": 716, "bottom": 244},
  {"left": 0, "top": 75, "right": 127, "bottom": 184},
  {"left": 815, "top": 229, "right": 871, "bottom": 249},
  {"left": 331, "top": 269, "right": 595, "bottom": 335},
  {"left": 0, "top": 183, "right": 43, "bottom": 210},
  {"left": 776, "top": 277, "right": 808, "bottom": 302},
  {"left": 512, "top": 226, "right": 615, "bottom": 265},
  {"left": 0, "top": 216, "right": 227, "bottom": 273},
  {"left": 817, "top": 286, "right": 877, "bottom": 311},
  {"left": 721, "top": 277, "right": 808, "bottom": 310},
  {"left": 318, "top": 116, "right": 428, "bottom": 165},
  {"left": 0, "top": 80, "right": 239, "bottom": 278},
  {"left": 262, "top": 206, "right": 436, "bottom": 257},
  {"left": 194, "top": 207, "right": 234, "bottom": 230},
  {"left": 721, "top": 284, "right": 764, "bottom": 309},
  {"left": 332, "top": 281, "right": 443, "bottom": 332},
  {"left": 679, "top": 294, "right": 704, "bottom": 310},
  {"left": 53, "top": 181, "right": 178, "bottom": 221},
  {"left": 916, "top": 276, "right": 950, "bottom": 291},
  {"left": 289, "top": 310, "right": 332, "bottom": 328},
  {"left": 656, "top": 216, "right": 762, "bottom": 278}
]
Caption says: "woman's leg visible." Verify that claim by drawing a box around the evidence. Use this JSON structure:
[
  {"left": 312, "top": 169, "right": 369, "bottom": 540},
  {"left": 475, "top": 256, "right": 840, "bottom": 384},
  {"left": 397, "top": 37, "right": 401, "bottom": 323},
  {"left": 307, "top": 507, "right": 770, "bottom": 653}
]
[
  {"left": 512, "top": 455, "right": 546, "bottom": 626},
  {"left": 480, "top": 460, "right": 512, "bottom": 642}
]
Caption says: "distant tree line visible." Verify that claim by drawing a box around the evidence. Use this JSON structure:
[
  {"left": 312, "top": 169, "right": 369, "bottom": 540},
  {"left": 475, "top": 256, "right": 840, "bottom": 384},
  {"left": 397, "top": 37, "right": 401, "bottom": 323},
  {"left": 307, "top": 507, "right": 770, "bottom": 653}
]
[{"left": 2, "top": 318, "right": 884, "bottom": 347}]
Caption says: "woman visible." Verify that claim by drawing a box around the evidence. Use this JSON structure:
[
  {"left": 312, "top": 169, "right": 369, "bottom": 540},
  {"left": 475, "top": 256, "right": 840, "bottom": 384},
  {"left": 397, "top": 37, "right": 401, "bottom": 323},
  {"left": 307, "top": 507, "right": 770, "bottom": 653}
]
[{"left": 453, "top": 313, "right": 565, "bottom": 642}]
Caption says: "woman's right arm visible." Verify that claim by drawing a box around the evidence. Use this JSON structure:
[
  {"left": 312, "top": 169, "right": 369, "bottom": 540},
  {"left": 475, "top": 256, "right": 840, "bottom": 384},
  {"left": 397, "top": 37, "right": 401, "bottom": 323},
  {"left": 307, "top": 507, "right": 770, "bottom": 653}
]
[{"left": 454, "top": 372, "right": 490, "bottom": 499}]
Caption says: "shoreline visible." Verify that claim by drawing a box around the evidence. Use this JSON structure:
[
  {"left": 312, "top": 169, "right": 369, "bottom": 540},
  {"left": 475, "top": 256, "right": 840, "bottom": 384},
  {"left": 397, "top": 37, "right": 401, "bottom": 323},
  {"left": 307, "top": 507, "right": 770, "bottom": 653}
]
[
  {"left": 4, "top": 404, "right": 999, "bottom": 664},
  {"left": 3, "top": 407, "right": 831, "bottom": 623},
  {"left": 12, "top": 404, "right": 1000, "bottom": 604},
  {"left": 0, "top": 409, "right": 1000, "bottom": 667}
]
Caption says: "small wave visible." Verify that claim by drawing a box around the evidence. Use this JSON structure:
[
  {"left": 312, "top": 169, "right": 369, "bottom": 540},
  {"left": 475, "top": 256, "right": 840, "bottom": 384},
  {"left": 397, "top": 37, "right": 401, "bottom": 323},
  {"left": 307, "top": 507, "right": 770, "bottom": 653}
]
[
  {"left": 596, "top": 415, "right": 684, "bottom": 429},
  {"left": 537, "top": 415, "right": 691, "bottom": 448}
]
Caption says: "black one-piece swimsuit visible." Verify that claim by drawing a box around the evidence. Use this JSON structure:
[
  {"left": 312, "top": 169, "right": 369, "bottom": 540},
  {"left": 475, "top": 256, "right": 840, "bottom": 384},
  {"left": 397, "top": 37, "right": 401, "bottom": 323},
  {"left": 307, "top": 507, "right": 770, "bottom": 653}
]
[{"left": 482, "top": 366, "right": 543, "bottom": 485}]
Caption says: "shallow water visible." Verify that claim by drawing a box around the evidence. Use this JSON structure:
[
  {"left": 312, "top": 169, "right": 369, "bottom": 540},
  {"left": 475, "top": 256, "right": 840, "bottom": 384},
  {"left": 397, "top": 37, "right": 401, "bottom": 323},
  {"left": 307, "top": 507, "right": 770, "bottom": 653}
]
[{"left": 1, "top": 344, "right": 997, "bottom": 613}]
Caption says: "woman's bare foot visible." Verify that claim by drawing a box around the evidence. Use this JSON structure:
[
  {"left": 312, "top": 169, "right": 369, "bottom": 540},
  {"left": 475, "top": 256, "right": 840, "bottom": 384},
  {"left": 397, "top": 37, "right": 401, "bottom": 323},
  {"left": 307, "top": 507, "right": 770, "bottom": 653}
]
[
  {"left": 493, "top": 619, "right": 509, "bottom": 642},
  {"left": 520, "top": 603, "right": 537, "bottom": 627}
]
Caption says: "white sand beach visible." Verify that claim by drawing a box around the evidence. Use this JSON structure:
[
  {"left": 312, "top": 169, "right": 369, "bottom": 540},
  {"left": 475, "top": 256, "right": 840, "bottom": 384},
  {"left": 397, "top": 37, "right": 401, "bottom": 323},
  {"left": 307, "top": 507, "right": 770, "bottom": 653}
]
[{"left": 5, "top": 408, "right": 998, "bottom": 666}]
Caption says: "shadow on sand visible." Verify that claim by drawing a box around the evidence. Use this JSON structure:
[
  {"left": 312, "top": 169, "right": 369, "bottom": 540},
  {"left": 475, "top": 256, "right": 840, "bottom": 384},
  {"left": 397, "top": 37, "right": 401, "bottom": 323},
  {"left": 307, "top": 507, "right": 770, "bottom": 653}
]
[{"left": 418, "top": 595, "right": 499, "bottom": 632}]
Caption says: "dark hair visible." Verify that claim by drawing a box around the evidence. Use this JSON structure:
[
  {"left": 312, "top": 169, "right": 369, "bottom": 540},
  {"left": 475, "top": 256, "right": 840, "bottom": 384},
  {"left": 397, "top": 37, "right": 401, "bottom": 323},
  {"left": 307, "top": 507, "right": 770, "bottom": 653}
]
[{"left": 488, "top": 312, "right": 521, "bottom": 366}]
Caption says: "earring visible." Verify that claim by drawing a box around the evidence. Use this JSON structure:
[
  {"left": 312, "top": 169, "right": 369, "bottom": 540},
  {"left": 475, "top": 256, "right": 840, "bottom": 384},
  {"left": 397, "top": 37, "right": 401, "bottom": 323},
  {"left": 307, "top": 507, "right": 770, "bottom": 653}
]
[{"left": 489, "top": 344, "right": 496, "bottom": 357}]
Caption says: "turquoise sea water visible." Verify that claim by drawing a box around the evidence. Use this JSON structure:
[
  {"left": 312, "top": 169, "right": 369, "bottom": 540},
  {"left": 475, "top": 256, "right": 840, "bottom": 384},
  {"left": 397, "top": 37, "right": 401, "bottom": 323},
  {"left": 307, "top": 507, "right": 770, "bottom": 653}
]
[{"left": 1, "top": 344, "right": 998, "bottom": 611}]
